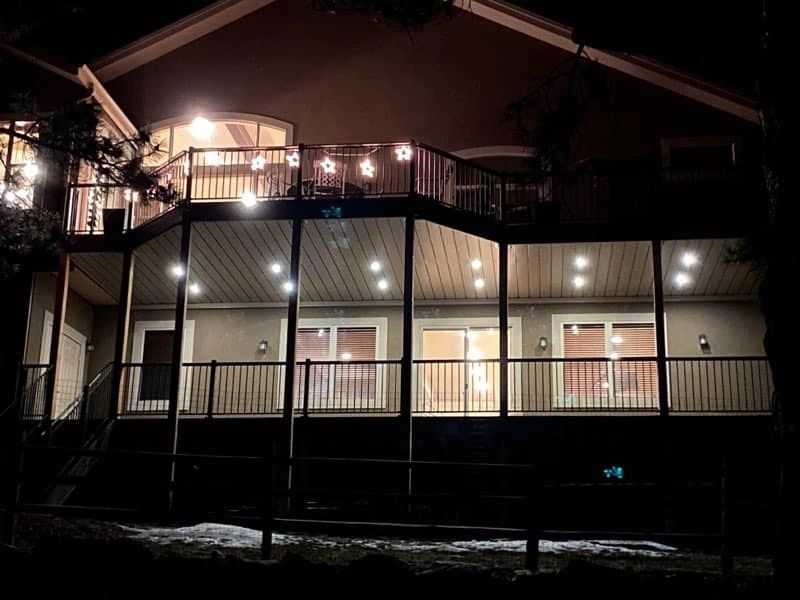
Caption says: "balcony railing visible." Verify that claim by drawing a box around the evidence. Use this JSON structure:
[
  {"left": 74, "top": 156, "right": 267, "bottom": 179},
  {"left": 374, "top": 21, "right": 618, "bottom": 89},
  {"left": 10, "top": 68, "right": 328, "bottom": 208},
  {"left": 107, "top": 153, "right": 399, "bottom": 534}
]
[
  {"left": 65, "top": 142, "right": 762, "bottom": 235},
  {"left": 103, "top": 356, "right": 774, "bottom": 417}
]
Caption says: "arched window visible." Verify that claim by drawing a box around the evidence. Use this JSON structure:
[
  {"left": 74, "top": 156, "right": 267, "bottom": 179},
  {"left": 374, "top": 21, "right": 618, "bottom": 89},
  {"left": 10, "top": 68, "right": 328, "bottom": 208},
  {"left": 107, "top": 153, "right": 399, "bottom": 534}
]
[{"left": 145, "top": 113, "right": 294, "bottom": 166}]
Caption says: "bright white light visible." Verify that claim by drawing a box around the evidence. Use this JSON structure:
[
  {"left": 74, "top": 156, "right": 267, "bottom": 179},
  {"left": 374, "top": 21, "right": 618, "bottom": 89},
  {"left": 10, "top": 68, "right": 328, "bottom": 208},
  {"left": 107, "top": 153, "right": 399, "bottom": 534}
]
[
  {"left": 681, "top": 252, "right": 699, "bottom": 268},
  {"left": 377, "top": 278, "right": 389, "bottom": 291},
  {"left": 471, "top": 258, "right": 482, "bottom": 270},
  {"left": 22, "top": 162, "right": 39, "bottom": 180},
  {"left": 360, "top": 158, "right": 375, "bottom": 178},
  {"left": 189, "top": 116, "right": 213, "bottom": 140},
  {"left": 574, "top": 256, "right": 588, "bottom": 270},
  {"left": 321, "top": 156, "right": 336, "bottom": 174},
  {"left": 286, "top": 151, "right": 300, "bottom": 168},
  {"left": 395, "top": 145, "right": 412, "bottom": 161},
  {"left": 572, "top": 275, "right": 586, "bottom": 288},
  {"left": 241, "top": 191, "right": 257, "bottom": 207},
  {"left": 611, "top": 335, "right": 623, "bottom": 345},
  {"left": 571, "top": 324, "right": 580, "bottom": 335},
  {"left": 474, "top": 278, "right": 485, "bottom": 289},
  {"left": 317, "top": 328, "right": 325, "bottom": 337},
  {"left": 674, "top": 272, "right": 691, "bottom": 288},
  {"left": 370, "top": 260, "right": 381, "bottom": 272},
  {"left": 610, "top": 352, "right": 620, "bottom": 360},
  {"left": 171, "top": 264, "right": 185, "bottom": 278},
  {"left": 205, "top": 151, "right": 222, "bottom": 167},
  {"left": 251, "top": 155, "right": 266, "bottom": 171},
  {"left": 341, "top": 352, "right": 352, "bottom": 361},
  {"left": 601, "top": 381, "right": 610, "bottom": 389},
  {"left": 270, "top": 262, "right": 282, "bottom": 274},
  {"left": 282, "top": 281, "right": 295, "bottom": 293},
  {"left": 189, "top": 282, "right": 201, "bottom": 296}
]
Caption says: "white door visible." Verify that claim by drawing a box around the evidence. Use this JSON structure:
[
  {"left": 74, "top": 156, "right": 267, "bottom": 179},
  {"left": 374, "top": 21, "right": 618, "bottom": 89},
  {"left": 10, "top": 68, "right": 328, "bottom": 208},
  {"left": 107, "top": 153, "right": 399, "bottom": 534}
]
[{"left": 40, "top": 311, "right": 87, "bottom": 418}]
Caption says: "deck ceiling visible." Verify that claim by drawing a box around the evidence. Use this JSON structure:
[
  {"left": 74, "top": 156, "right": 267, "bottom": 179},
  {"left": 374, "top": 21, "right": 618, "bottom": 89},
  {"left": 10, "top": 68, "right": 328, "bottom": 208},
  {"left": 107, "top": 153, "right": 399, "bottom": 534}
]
[{"left": 69, "top": 220, "right": 760, "bottom": 306}]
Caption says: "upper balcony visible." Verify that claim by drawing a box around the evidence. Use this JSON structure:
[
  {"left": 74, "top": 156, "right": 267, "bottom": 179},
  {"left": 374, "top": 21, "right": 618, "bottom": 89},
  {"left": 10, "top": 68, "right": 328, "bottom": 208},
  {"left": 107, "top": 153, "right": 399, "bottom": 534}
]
[{"left": 64, "top": 142, "right": 766, "bottom": 245}]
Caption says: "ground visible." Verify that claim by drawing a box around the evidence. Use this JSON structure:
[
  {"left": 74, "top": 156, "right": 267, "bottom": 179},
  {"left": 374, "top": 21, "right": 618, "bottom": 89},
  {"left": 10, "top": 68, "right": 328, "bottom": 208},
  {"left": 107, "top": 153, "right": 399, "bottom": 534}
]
[{"left": 0, "top": 514, "right": 778, "bottom": 599}]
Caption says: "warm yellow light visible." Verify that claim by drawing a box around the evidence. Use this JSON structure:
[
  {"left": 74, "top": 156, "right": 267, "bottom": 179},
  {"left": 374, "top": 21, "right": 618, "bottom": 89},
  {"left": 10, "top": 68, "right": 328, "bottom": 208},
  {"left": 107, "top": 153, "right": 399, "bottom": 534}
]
[
  {"left": 471, "top": 258, "right": 482, "bottom": 270},
  {"left": 674, "top": 272, "right": 691, "bottom": 287},
  {"left": 474, "top": 278, "right": 485, "bottom": 289},
  {"left": 574, "top": 256, "right": 588, "bottom": 269},
  {"left": 572, "top": 275, "right": 586, "bottom": 288},
  {"left": 189, "top": 282, "right": 201, "bottom": 295},
  {"left": 286, "top": 151, "right": 300, "bottom": 168},
  {"left": 321, "top": 157, "right": 336, "bottom": 174},
  {"left": 360, "top": 158, "right": 375, "bottom": 178},
  {"left": 395, "top": 145, "right": 412, "bottom": 161},
  {"left": 22, "top": 162, "right": 39, "bottom": 180},
  {"left": 251, "top": 155, "right": 266, "bottom": 171},
  {"left": 189, "top": 116, "right": 214, "bottom": 140},
  {"left": 241, "top": 191, "right": 257, "bottom": 207},
  {"left": 377, "top": 278, "right": 389, "bottom": 291}
]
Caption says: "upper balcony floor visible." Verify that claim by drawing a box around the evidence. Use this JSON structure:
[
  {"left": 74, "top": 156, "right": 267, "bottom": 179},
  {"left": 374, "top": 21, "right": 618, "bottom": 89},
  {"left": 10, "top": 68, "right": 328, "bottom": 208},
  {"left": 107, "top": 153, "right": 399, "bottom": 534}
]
[{"left": 63, "top": 141, "right": 767, "bottom": 250}]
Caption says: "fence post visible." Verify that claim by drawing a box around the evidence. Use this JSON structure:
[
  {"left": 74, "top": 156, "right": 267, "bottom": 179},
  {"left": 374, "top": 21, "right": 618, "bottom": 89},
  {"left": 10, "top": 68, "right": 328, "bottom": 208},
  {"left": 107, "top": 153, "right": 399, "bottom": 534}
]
[
  {"left": 409, "top": 141, "right": 417, "bottom": 195},
  {"left": 302, "top": 358, "right": 311, "bottom": 417},
  {"left": 206, "top": 360, "right": 217, "bottom": 418}
]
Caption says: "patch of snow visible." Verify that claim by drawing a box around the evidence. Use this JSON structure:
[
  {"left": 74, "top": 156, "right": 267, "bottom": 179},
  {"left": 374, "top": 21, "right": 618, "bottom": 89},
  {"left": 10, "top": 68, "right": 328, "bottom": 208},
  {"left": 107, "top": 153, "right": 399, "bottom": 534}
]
[{"left": 122, "top": 523, "right": 677, "bottom": 557}]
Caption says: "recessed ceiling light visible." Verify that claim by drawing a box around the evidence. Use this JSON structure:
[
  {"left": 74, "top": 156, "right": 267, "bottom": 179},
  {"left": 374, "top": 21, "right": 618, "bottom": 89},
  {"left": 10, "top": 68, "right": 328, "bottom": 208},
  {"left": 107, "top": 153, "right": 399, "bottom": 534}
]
[
  {"left": 574, "top": 256, "right": 588, "bottom": 269},
  {"left": 270, "top": 262, "right": 282, "bottom": 274},
  {"left": 674, "top": 272, "right": 691, "bottom": 288},
  {"left": 241, "top": 191, "right": 257, "bottom": 207},
  {"left": 189, "top": 116, "right": 213, "bottom": 139},
  {"left": 474, "top": 278, "right": 485, "bottom": 289},
  {"left": 572, "top": 275, "right": 586, "bottom": 288},
  {"left": 370, "top": 260, "right": 381, "bottom": 272},
  {"left": 171, "top": 264, "right": 185, "bottom": 278},
  {"left": 377, "top": 278, "right": 389, "bottom": 291},
  {"left": 471, "top": 258, "right": 482, "bottom": 270},
  {"left": 611, "top": 335, "right": 623, "bottom": 345},
  {"left": 189, "top": 282, "right": 201, "bottom": 295},
  {"left": 282, "top": 280, "right": 295, "bottom": 293},
  {"left": 681, "top": 252, "right": 699, "bottom": 268}
]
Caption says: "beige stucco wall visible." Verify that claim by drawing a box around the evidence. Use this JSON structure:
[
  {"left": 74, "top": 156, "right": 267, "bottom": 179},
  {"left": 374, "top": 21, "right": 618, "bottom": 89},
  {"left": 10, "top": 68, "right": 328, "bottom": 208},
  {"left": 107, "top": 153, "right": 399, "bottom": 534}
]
[{"left": 105, "top": 1, "right": 760, "bottom": 164}]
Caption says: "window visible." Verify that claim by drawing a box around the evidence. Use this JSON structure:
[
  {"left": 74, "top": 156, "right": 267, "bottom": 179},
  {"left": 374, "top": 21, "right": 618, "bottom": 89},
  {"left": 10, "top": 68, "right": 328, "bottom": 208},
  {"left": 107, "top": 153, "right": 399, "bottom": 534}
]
[
  {"left": 1, "top": 120, "right": 39, "bottom": 207},
  {"left": 282, "top": 318, "right": 386, "bottom": 410},
  {"left": 554, "top": 315, "right": 657, "bottom": 409},
  {"left": 145, "top": 114, "right": 292, "bottom": 167}
]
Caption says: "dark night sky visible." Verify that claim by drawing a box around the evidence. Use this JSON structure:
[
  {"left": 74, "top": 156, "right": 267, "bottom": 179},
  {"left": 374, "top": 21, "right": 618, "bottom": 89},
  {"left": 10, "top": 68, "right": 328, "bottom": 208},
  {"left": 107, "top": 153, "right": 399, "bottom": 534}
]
[{"left": 11, "top": 1, "right": 761, "bottom": 96}]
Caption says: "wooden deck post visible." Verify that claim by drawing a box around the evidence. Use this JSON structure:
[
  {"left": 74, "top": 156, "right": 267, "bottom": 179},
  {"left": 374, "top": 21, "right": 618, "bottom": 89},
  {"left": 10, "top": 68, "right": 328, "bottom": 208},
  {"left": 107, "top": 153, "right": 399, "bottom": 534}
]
[
  {"left": 651, "top": 239, "right": 669, "bottom": 417},
  {"left": 43, "top": 251, "right": 70, "bottom": 430},
  {"left": 499, "top": 241, "right": 509, "bottom": 418},
  {"left": 281, "top": 216, "right": 303, "bottom": 503},
  {"left": 166, "top": 153, "right": 194, "bottom": 512},
  {"left": 400, "top": 215, "right": 415, "bottom": 498},
  {"left": 110, "top": 246, "right": 134, "bottom": 418}
]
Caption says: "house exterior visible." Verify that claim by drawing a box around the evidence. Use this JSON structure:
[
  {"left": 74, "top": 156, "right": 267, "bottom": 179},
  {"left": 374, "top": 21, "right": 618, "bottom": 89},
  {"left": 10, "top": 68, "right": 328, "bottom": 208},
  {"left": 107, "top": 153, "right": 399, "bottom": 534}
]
[{"left": 3, "top": 1, "right": 774, "bottom": 530}]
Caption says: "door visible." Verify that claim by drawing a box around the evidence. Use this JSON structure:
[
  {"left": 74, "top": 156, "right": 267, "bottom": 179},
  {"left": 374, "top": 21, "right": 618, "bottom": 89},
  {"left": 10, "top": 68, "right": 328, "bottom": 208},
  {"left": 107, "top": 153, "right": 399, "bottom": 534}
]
[
  {"left": 137, "top": 330, "right": 174, "bottom": 408},
  {"left": 40, "top": 312, "right": 86, "bottom": 418},
  {"left": 419, "top": 327, "right": 500, "bottom": 413}
]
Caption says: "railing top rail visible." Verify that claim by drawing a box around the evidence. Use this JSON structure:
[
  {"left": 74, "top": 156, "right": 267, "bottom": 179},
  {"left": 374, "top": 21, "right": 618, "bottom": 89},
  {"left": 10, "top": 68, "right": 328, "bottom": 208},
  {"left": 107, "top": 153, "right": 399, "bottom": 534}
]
[
  {"left": 415, "top": 142, "right": 505, "bottom": 178},
  {"left": 666, "top": 355, "right": 769, "bottom": 361},
  {"left": 187, "top": 144, "right": 300, "bottom": 154},
  {"left": 151, "top": 149, "right": 188, "bottom": 174},
  {"left": 413, "top": 358, "right": 502, "bottom": 364},
  {"left": 298, "top": 359, "right": 402, "bottom": 366}
]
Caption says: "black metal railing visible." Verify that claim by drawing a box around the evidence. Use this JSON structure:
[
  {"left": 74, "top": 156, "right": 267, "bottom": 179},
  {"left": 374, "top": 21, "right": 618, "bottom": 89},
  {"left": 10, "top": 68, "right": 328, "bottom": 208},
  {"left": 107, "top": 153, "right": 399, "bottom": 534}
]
[
  {"left": 111, "top": 356, "right": 771, "bottom": 417},
  {"left": 65, "top": 142, "right": 763, "bottom": 235},
  {"left": 17, "top": 364, "right": 52, "bottom": 420}
]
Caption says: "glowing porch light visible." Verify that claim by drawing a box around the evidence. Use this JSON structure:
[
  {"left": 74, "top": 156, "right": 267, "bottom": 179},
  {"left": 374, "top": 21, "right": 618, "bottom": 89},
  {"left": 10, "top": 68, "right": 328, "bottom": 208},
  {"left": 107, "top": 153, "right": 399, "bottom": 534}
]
[
  {"left": 370, "top": 260, "right": 381, "bottom": 272},
  {"left": 681, "top": 252, "right": 699, "bottom": 268},
  {"left": 360, "top": 158, "right": 375, "bottom": 178},
  {"left": 251, "top": 155, "right": 266, "bottom": 171},
  {"left": 395, "top": 145, "right": 412, "bottom": 161},
  {"left": 286, "top": 151, "right": 300, "bottom": 168},
  {"left": 574, "top": 256, "right": 588, "bottom": 269},
  {"left": 471, "top": 258, "right": 482, "bottom": 270},
  {"left": 377, "top": 278, "right": 389, "bottom": 291},
  {"left": 189, "top": 116, "right": 214, "bottom": 140},
  {"left": 282, "top": 280, "right": 295, "bottom": 293},
  {"left": 22, "top": 162, "right": 39, "bottom": 180},
  {"left": 572, "top": 275, "right": 586, "bottom": 288},
  {"left": 270, "top": 262, "right": 282, "bottom": 274},
  {"left": 474, "top": 278, "right": 485, "bottom": 289},
  {"left": 171, "top": 264, "right": 185, "bottom": 278},
  {"left": 189, "top": 282, "right": 201, "bottom": 296},
  {"left": 321, "top": 156, "right": 336, "bottom": 174},
  {"left": 674, "top": 272, "right": 691, "bottom": 288},
  {"left": 241, "top": 191, "right": 257, "bottom": 207}
]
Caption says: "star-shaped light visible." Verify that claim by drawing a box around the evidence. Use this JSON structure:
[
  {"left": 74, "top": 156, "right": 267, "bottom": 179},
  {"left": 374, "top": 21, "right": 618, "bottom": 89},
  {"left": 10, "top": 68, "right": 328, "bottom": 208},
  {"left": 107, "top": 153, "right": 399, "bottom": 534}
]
[
  {"left": 395, "top": 145, "right": 412, "bottom": 161},
  {"left": 321, "top": 156, "right": 336, "bottom": 174},
  {"left": 286, "top": 151, "right": 300, "bottom": 168},
  {"left": 251, "top": 155, "right": 266, "bottom": 171},
  {"left": 360, "top": 159, "right": 375, "bottom": 178}
]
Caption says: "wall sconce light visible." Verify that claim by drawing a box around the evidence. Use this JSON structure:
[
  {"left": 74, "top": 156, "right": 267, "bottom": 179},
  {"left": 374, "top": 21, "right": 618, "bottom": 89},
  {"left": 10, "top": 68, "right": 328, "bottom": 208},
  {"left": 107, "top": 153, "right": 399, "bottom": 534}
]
[
  {"left": 257, "top": 340, "right": 269, "bottom": 353},
  {"left": 538, "top": 336, "right": 548, "bottom": 351},
  {"left": 86, "top": 343, "right": 95, "bottom": 353},
  {"left": 698, "top": 334, "right": 711, "bottom": 354}
]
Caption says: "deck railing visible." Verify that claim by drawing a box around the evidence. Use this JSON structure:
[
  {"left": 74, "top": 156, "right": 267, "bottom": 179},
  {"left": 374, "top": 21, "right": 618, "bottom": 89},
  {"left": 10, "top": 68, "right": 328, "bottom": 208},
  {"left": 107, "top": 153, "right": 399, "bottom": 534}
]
[
  {"left": 106, "top": 356, "right": 773, "bottom": 417},
  {"left": 65, "top": 142, "right": 761, "bottom": 234}
]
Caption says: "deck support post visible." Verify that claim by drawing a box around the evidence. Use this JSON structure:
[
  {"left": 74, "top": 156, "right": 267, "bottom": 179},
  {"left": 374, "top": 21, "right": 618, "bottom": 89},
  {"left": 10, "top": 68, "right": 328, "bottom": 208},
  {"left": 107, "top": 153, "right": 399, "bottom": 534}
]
[
  {"left": 110, "top": 246, "right": 134, "bottom": 418},
  {"left": 651, "top": 239, "right": 669, "bottom": 416},
  {"left": 400, "top": 215, "right": 415, "bottom": 498},
  {"left": 499, "top": 241, "right": 509, "bottom": 418},
  {"left": 166, "top": 200, "right": 192, "bottom": 512},
  {"left": 43, "top": 251, "right": 70, "bottom": 432},
  {"left": 282, "top": 216, "right": 303, "bottom": 506}
]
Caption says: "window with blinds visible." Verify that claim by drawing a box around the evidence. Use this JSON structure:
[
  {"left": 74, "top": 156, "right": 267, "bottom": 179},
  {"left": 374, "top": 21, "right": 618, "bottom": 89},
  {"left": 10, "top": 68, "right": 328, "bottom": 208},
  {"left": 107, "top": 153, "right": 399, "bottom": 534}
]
[
  {"left": 559, "top": 320, "right": 657, "bottom": 409},
  {"left": 294, "top": 325, "right": 378, "bottom": 408}
]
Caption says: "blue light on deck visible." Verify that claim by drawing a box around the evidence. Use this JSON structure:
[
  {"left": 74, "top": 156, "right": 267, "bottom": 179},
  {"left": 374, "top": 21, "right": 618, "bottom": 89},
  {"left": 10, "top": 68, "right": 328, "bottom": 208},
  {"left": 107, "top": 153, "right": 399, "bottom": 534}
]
[{"left": 603, "top": 465, "right": 624, "bottom": 480}]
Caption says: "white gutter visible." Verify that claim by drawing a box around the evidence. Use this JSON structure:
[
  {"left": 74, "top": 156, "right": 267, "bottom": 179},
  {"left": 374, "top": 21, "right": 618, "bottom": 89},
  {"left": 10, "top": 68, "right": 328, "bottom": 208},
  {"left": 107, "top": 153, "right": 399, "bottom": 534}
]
[{"left": 77, "top": 65, "right": 138, "bottom": 137}]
